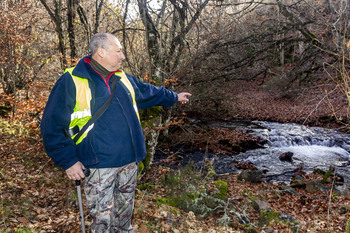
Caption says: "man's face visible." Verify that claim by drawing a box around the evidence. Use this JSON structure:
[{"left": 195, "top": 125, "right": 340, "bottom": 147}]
[{"left": 102, "top": 36, "right": 125, "bottom": 71}]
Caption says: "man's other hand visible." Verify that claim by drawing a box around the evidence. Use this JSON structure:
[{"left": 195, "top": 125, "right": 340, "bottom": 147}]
[{"left": 178, "top": 92, "right": 192, "bottom": 104}]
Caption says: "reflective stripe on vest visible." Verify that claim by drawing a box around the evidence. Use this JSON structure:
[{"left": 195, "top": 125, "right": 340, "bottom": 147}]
[
  {"left": 115, "top": 71, "right": 140, "bottom": 121},
  {"left": 65, "top": 67, "right": 139, "bottom": 145},
  {"left": 66, "top": 67, "right": 92, "bottom": 144}
]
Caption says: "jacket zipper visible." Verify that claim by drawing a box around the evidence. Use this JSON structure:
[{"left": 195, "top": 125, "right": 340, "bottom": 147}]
[
  {"left": 114, "top": 90, "right": 138, "bottom": 161},
  {"left": 89, "top": 64, "right": 111, "bottom": 94}
]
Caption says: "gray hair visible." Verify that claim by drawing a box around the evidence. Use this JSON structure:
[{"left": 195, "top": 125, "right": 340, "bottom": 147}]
[{"left": 89, "top": 33, "right": 114, "bottom": 55}]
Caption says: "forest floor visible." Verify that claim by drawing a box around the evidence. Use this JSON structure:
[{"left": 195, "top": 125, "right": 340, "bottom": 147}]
[{"left": 1, "top": 80, "right": 350, "bottom": 233}]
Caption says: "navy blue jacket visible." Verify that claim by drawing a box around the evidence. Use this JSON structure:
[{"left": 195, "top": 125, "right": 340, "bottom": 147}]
[{"left": 41, "top": 56, "right": 178, "bottom": 170}]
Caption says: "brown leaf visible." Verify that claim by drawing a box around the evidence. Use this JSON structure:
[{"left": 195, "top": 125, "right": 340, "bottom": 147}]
[{"left": 17, "top": 217, "right": 29, "bottom": 225}]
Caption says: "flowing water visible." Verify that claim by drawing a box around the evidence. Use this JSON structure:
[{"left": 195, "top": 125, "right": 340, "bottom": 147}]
[{"left": 188, "top": 120, "right": 350, "bottom": 193}]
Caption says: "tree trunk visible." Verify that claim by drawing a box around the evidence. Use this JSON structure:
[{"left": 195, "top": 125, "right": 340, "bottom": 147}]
[
  {"left": 67, "top": 0, "right": 76, "bottom": 60},
  {"left": 93, "top": 0, "right": 105, "bottom": 34},
  {"left": 39, "top": 0, "right": 67, "bottom": 69},
  {"left": 77, "top": 2, "right": 92, "bottom": 40},
  {"left": 136, "top": 0, "right": 209, "bottom": 174}
]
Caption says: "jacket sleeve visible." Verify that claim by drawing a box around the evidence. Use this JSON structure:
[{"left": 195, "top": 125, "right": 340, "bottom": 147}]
[
  {"left": 126, "top": 73, "right": 178, "bottom": 110},
  {"left": 40, "top": 73, "right": 79, "bottom": 170}
]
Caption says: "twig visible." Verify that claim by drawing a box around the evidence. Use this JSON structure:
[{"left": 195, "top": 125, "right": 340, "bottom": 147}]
[
  {"left": 37, "top": 158, "right": 52, "bottom": 174},
  {"left": 1, "top": 195, "right": 7, "bottom": 229},
  {"left": 327, "top": 167, "right": 336, "bottom": 231},
  {"left": 201, "top": 140, "right": 209, "bottom": 174},
  {"left": 303, "top": 85, "right": 339, "bottom": 125}
]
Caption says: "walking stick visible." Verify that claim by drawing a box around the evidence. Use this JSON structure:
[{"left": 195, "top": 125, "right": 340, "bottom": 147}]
[{"left": 76, "top": 168, "right": 90, "bottom": 233}]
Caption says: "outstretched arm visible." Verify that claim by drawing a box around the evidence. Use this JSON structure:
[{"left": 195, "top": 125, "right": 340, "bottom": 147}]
[{"left": 177, "top": 92, "right": 192, "bottom": 104}]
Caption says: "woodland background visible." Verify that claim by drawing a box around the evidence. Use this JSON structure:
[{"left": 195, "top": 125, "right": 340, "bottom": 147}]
[{"left": 1, "top": 0, "right": 350, "bottom": 232}]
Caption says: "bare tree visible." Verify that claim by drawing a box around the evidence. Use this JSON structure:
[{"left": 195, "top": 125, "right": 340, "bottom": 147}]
[
  {"left": 170, "top": 0, "right": 350, "bottom": 121},
  {"left": 136, "top": 0, "right": 210, "bottom": 80},
  {"left": 0, "top": 0, "right": 42, "bottom": 118},
  {"left": 39, "top": 0, "right": 68, "bottom": 68},
  {"left": 0, "top": 1, "right": 41, "bottom": 92},
  {"left": 129, "top": 0, "right": 211, "bottom": 172},
  {"left": 39, "top": 0, "right": 106, "bottom": 68},
  {"left": 67, "top": 0, "right": 76, "bottom": 59},
  {"left": 187, "top": 0, "right": 350, "bottom": 83}
]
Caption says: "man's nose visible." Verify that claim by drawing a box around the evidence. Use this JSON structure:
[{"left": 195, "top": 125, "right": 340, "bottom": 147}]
[{"left": 120, "top": 52, "right": 126, "bottom": 60}]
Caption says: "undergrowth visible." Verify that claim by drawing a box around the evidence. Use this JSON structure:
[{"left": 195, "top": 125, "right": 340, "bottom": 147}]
[{"left": 154, "top": 161, "right": 234, "bottom": 223}]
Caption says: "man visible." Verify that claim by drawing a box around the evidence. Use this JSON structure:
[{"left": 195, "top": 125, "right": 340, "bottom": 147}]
[{"left": 41, "top": 32, "right": 191, "bottom": 232}]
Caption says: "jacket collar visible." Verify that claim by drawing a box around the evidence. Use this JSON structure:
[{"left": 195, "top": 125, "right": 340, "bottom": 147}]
[{"left": 71, "top": 56, "right": 122, "bottom": 82}]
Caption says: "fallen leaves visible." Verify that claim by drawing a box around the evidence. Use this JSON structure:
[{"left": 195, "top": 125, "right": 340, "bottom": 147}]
[{"left": 1, "top": 79, "right": 350, "bottom": 232}]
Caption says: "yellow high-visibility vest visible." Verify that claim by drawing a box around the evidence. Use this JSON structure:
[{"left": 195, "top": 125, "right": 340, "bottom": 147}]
[{"left": 66, "top": 67, "right": 140, "bottom": 144}]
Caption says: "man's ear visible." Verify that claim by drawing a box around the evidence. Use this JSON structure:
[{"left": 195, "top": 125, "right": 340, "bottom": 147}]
[{"left": 97, "top": 47, "right": 105, "bottom": 58}]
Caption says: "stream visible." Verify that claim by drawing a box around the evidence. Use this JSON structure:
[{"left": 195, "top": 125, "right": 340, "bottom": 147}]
[{"left": 157, "top": 120, "right": 350, "bottom": 193}]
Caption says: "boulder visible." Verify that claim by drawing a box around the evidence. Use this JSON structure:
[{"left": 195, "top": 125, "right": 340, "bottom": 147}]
[
  {"left": 252, "top": 199, "right": 270, "bottom": 212},
  {"left": 290, "top": 175, "right": 306, "bottom": 188},
  {"left": 259, "top": 209, "right": 299, "bottom": 230},
  {"left": 238, "top": 169, "right": 263, "bottom": 183},
  {"left": 334, "top": 184, "right": 350, "bottom": 196},
  {"left": 279, "top": 152, "right": 293, "bottom": 162},
  {"left": 306, "top": 180, "right": 329, "bottom": 193},
  {"left": 281, "top": 185, "right": 298, "bottom": 195}
]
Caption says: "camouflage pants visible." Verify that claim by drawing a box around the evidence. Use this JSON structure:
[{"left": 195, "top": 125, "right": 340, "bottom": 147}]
[{"left": 84, "top": 162, "right": 137, "bottom": 233}]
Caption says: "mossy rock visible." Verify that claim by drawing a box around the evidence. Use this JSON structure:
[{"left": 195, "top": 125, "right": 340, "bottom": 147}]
[
  {"left": 259, "top": 209, "right": 280, "bottom": 227},
  {"left": 214, "top": 180, "right": 228, "bottom": 199},
  {"left": 259, "top": 209, "right": 299, "bottom": 232}
]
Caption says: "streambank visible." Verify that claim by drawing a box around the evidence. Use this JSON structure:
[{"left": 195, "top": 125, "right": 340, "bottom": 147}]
[{"left": 155, "top": 120, "right": 350, "bottom": 194}]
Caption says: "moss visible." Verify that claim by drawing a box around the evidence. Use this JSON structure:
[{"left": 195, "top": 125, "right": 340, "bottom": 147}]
[
  {"left": 241, "top": 189, "right": 248, "bottom": 196},
  {"left": 313, "top": 168, "right": 326, "bottom": 176},
  {"left": 185, "top": 190, "right": 200, "bottom": 200},
  {"left": 332, "top": 193, "right": 340, "bottom": 200},
  {"left": 140, "top": 106, "right": 164, "bottom": 173},
  {"left": 138, "top": 162, "right": 145, "bottom": 178},
  {"left": 243, "top": 226, "right": 259, "bottom": 233},
  {"left": 0, "top": 105, "right": 11, "bottom": 117},
  {"left": 162, "top": 174, "right": 181, "bottom": 187},
  {"left": 156, "top": 197, "right": 179, "bottom": 207},
  {"left": 290, "top": 225, "right": 302, "bottom": 233},
  {"left": 137, "top": 182, "right": 154, "bottom": 191},
  {"left": 169, "top": 209, "right": 179, "bottom": 215},
  {"left": 142, "top": 150, "right": 152, "bottom": 173},
  {"left": 140, "top": 106, "right": 163, "bottom": 128},
  {"left": 214, "top": 180, "right": 228, "bottom": 199},
  {"left": 205, "top": 160, "right": 217, "bottom": 180},
  {"left": 158, "top": 163, "right": 232, "bottom": 218},
  {"left": 346, "top": 218, "right": 350, "bottom": 233},
  {"left": 259, "top": 209, "right": 280, "bottom": 227},
  {"left": 259, "top": 210, "right": 300, "bottom": 231},
  {"left": 14, "top": 228, "right": 36, "bottom": 233},
  {"left": 321, "top": 168, "right": 332, "bottom": 184}
]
